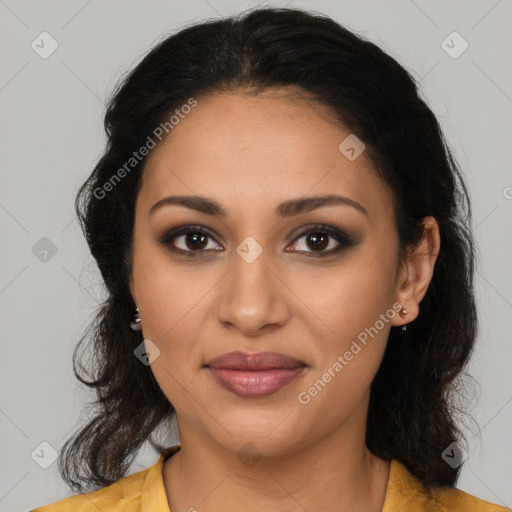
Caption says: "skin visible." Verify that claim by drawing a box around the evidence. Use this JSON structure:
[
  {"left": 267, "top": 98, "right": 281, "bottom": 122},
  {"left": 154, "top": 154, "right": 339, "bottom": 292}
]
[{"left": 128, "top": 88, "right": 440, "bottom": 512}]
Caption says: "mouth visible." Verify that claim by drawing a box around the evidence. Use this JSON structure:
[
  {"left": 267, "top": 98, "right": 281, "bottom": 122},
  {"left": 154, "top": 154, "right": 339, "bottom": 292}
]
[{"left": 204, "top": 351, "right": 307, "bottom": 398}]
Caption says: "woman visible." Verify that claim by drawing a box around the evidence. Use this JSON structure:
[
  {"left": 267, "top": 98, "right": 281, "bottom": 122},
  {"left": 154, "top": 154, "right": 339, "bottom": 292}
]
[{"left": 30, "top": 6, "right": 509, "bottom": 512}]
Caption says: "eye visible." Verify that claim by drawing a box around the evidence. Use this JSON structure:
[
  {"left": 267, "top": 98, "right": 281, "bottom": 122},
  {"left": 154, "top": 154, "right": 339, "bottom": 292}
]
[
  {"left": 286, "top": 224, "right": 356, "bottom": 256},
  {"left": 157, "top": 225, "right": 223, "bottom": 256}
]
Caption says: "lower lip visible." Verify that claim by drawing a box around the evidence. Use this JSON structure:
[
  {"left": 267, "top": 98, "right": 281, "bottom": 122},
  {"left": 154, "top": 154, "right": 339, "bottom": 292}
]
[{"left": 206, "top": 366, "right": 306, "bottom": 398}]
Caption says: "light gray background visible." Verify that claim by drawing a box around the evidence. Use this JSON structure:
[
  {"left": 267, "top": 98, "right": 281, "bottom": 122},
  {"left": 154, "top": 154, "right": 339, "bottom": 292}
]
[{"left": 1, "top": 0, "right": 511, "bottom": 511}]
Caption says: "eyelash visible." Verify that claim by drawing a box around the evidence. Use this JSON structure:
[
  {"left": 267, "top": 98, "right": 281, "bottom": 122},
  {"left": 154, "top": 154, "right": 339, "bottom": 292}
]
[{"left": 156, "top": 224, "right": 356, "bottom": 258}]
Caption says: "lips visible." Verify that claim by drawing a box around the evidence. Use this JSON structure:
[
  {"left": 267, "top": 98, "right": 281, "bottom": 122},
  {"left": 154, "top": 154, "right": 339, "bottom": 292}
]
[
  {"left": 205, "top": 350, "right": 306, "bottom": 370},
  {"left": 204, "top": 351, "right": 307, "bottom": 398}
]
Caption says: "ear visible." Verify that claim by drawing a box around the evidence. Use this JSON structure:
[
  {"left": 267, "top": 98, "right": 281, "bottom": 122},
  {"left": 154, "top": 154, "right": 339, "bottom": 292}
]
[{"left": 391, "top": 216, "right": 441, "bottom": 327}]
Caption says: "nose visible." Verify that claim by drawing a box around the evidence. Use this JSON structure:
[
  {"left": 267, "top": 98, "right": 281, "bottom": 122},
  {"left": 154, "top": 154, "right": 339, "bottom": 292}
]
[{"left": 215, "top": 248, "right": 290, "bottom": 337}]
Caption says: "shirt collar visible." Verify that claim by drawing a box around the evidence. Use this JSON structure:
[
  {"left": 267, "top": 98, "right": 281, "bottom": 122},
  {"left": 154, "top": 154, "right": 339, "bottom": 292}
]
[
  {"left": 141, "top": 445, "right": 181, "bottom": 511},
  {"left": 382, "top": 459, "right": 429, "bottom": 511}
]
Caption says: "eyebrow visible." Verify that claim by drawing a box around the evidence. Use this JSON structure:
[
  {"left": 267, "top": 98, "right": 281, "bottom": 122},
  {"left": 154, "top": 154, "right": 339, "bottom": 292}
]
[{"left": 149, "top": 194, "right": 368, "bottom": 218}]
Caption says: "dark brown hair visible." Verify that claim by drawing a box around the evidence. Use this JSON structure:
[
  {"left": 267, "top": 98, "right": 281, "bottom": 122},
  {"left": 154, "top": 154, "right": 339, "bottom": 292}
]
[{"left": 60, "top": 6, "right": 478, "bottom": 493}]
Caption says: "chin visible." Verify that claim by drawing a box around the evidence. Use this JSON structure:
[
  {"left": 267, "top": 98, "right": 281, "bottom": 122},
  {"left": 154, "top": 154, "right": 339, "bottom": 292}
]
[{"left": 211, "top": 421, "right": 308, "bottom": 459}]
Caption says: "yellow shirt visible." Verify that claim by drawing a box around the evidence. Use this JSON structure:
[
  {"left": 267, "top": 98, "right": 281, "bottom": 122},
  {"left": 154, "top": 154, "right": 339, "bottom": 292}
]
[{"left": 29, "top": 445, "right": 509, "bottom": 512}]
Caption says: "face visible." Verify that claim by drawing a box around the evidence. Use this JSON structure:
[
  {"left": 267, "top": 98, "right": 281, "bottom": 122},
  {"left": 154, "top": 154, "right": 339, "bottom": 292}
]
[{"left": 129, "top": 89, "right": 409, "bottom": 457}]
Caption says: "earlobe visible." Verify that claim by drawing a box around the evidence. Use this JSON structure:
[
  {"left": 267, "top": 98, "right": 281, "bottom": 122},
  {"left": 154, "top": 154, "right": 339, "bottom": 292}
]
[{"left": 393, "top": 216, "right": 441, "bottom": 326}]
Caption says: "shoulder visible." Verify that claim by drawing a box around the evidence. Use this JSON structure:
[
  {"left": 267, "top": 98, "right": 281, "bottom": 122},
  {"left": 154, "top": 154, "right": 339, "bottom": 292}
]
[
  {"left": 387, "top": 459, "right": 510, "bottom": 512},
  {"left": 28, "top": 462, "right": 153, "bottom": 512}
]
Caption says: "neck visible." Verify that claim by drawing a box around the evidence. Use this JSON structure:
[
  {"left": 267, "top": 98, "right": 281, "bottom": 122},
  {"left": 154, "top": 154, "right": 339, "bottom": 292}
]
[{"left": 162, "top": 414, "right": 390, "bottom": 512}]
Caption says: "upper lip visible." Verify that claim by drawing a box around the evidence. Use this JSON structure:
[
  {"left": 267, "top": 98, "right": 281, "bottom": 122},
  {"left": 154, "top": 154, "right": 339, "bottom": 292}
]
[{"left": 205, "top": 351, "right": 306, "bottom": 370}]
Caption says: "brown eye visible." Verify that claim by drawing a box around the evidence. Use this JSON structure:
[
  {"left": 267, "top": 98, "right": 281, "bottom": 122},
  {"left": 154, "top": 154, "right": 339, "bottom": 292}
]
[
  {"left": 302, "top": 232, "right": 330, "bottom": 252},
  {"left": 286, "top": 225, "right": 356, "bottom": 256},
  {"left": 157, "top": 225, "right": 223, "bottom": 255},
  {"left": 181, "top": 232, "right": 208, "bottom": 250}
]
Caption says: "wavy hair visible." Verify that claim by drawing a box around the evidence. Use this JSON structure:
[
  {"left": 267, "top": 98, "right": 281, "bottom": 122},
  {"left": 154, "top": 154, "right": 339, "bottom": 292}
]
[{"left": 60, "top": 6, "right": 478, "bottom": 493}]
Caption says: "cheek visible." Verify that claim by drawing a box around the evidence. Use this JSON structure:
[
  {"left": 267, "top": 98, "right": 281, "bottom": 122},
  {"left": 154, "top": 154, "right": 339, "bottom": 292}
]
[
  {"left": 304, "top": 237, "right": 398, "bottom": 339},
  {"left": 294, "top": 262, "right": 396, "bottom": 431},
  {"left": 298, "top": 232, "right": 398, "bottom": 389},
  {"left": 136, "top": 264, "right": 209, "bottom": 366},
  {"left": 132, "top": 231, "right": 205, "bottom": 334},
  {"left": 134, "top": 256, "right": 208, "bottom": 411},
  {"left": 130, "top": 238, "right": 206, "bottom": 383}
]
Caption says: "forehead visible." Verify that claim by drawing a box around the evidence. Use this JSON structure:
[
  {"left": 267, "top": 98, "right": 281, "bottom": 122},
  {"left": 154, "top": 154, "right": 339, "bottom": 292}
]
[{"left": 138, "top": 90, "right": 393, "bottom": 223}]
